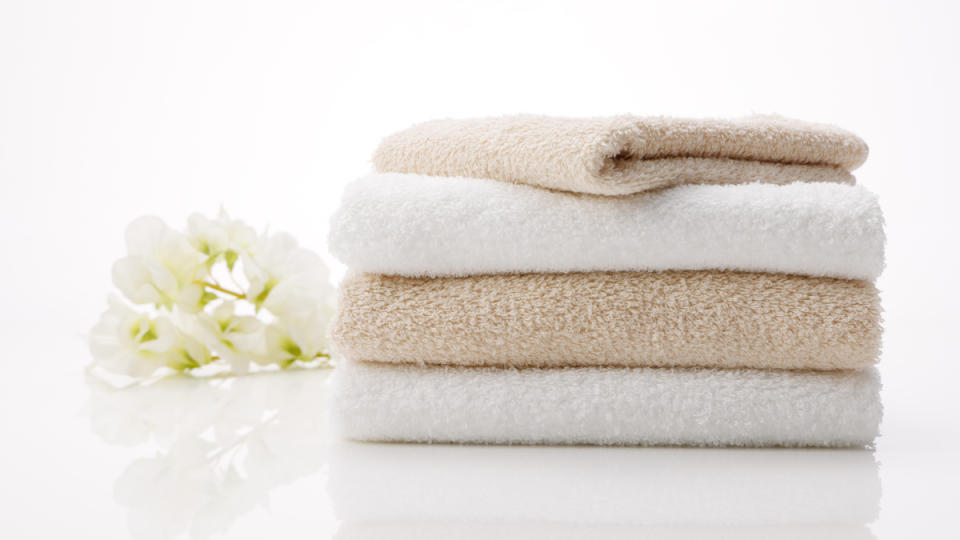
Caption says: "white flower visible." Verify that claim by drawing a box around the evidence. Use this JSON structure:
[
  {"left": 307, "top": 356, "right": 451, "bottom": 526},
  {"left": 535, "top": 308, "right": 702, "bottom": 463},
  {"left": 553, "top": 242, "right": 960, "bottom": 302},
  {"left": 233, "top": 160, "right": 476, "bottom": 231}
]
[
  {"left": 288, "top": 309, "right": 333, "bottom": 361},
  {"left": 112, "top": 216, "right": 208, "bottom": 312},
  {"left": 239, "top": 231, "right": 335, "bottom": 367},
  {"left": 93, "top": 210, "right": 335, "bottom": 379},
  {"left": 89, "top": 297, "right": 213, "bottom": 377},
  {"left": 189, "top": 301, "right": 264, "bottom": 374},
  {"left": 262, "top": 272, "right": 334, "bottom": 320},
  {"left": 259, "top": 303, "right": 334, "bottom": 368},
  {"left": 89, "top": 296, "right": 179, "bottom": 377},
  {"left": 162, "top": 329, "right": 212, "bottom": 372},
  {"left": 261, "top": 325, "right": 305, "bottom": 367},
  {"left": 242, "top": 232, "right": 331, "bottom": 314},
  {"left": 187, "top": 208, "right": 257, "bottom": 267}
]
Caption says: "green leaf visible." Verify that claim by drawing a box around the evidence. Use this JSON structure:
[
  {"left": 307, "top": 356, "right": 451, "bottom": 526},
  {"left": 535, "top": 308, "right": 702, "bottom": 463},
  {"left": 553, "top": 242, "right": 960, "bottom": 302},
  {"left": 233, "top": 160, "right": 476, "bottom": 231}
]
[
  {"left": 282, "top": 339, "right": 302, "bottom": 359},
  {"left": 167, "top": 349, "right": 199, "bottom": 371},
  {"left": 253, "top": 279, "right": 277, "bottom": 309},
  {"left": 139, "top": 325, "right": 158, "bottom": 343},
  {"left": 224, "top": 250, "right": 239, "bottom": 271}
]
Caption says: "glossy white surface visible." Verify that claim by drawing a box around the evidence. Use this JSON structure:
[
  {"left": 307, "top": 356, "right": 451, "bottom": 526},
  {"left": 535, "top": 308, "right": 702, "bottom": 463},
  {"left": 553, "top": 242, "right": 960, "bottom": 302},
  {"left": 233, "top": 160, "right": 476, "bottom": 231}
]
[
  {"left": 2, "top": 0, "right": 959, "bottom": 538},
  {"left": 2, "top": 332, "right": 958, "bottom": 539}
]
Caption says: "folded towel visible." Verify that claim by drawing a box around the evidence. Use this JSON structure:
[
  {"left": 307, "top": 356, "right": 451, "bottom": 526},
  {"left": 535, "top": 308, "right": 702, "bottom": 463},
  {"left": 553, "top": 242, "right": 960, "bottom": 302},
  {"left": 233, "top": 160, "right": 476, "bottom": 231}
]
[
  {"left": 329, "top": 443, "right": 879, "bottom": 526},
  {"left": 373, "top": 115, "right": 868, "bottom": 195},
  {"left": 331, "top": 361, "right": 882, "bottom": 446},
  {"left": 329, "top": 174, "right": 884, "bottom": 280},
  {"left": 331, "top": 271, "right": 881, "bottom": 371}
]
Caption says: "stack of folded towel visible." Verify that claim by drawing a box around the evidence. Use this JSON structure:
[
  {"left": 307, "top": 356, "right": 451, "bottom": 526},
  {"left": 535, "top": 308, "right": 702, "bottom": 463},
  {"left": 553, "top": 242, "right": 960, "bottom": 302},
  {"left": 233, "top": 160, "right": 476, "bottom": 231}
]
[{"left": 328, "top": 115, "right": 885, "bottom": 447}]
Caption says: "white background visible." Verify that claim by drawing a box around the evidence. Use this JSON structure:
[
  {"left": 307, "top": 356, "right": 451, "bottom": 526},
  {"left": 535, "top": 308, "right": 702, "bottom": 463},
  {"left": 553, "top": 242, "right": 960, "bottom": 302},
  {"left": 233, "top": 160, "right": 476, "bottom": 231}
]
[{"left": 1, "top": 0, "right": 958, "bottom": 538}]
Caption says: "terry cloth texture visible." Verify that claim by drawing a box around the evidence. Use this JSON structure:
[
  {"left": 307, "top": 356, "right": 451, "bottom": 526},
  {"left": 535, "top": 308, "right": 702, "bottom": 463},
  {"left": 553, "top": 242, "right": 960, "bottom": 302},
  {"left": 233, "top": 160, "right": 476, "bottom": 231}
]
[
  {"left": 331, "top": 271, "right": 882, "bottom": 371},
  {"left": 329, "top": 174, "right": 885, "bottom": 280},
  {"left": 330, "top": 361, "right": 882, "bottom": 446},
  {"left": 372, "top": 115, "right": 868, "bottom": 195},
  {"left": 328, "top": 444, "right": 879, "bottom": 526}
]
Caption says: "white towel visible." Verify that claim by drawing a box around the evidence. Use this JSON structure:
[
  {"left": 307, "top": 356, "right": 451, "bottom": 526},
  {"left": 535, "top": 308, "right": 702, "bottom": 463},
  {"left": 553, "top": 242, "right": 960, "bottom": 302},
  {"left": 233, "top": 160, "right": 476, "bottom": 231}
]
[
  {"left": 330, "top": 361, "right": 882, "bottom": 447},
  {"left": 328, "top": 173, "right": 885, "bottom": 280}
]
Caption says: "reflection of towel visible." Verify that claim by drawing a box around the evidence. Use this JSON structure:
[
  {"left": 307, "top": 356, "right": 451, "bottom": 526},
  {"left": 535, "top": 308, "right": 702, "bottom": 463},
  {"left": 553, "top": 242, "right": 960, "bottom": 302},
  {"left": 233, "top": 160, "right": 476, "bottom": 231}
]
[
  {"left": 331, "top": 271, "right": 881, "bottom": 371},
  {"left": 329, "top": 174, "right": 884, "bottom": 280},
  {"left": 336, "top": 522, "right": 877, "bottom": 540},
  {"left": 372, "top": 115, "right": 867, "bottom": 195},
  {"left": 331, "top": 361, "right": 882, "bottom": 446},
  {"left": 328, "top": 443, "right": 880, "bottom": 526}
]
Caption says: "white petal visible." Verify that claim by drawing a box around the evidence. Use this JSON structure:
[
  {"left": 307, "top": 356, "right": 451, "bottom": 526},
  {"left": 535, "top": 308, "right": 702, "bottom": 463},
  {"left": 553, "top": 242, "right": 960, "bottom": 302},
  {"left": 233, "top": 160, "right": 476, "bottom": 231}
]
[
  {"left": 175, "top": 283, "right": 205, "bottom": 313},
  {"left": 112, "top": 257, "right": 151, "bottom": 301},
  {"left": 222, "top": 350, "right": 250, "bottom": 374},
  {"left": 124, "top": 215, "right": 168, "bottom": 256},
  {"left": 144, "top": 259, "right": 179, "bottom": 298},
  {"left": 212, "top": 301, "right": 235, "bottom": 322},
  {"left": 230, "top": 315, "right": 262, "bottom": 335},
  {"left": 182, "top": 334, "right": 211, "bottom": 366},
  {"left": 133, "top": 284, "right": 164, "bottom": 305},
  {"left": 140, "top": 317, "right": 179, "bottom": 353}
]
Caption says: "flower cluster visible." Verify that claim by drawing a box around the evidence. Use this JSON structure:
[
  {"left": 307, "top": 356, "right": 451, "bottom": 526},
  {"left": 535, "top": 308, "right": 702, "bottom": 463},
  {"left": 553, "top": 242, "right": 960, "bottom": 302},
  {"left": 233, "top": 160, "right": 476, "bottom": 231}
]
[{"left": 89, "top": 210, "right": 335, "bottom": 379}]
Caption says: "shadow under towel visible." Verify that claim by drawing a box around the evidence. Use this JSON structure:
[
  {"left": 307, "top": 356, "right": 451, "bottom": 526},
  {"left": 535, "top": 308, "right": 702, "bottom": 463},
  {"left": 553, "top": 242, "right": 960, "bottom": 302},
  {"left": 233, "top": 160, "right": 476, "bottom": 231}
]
[
  {"left": 330, "top": 361, "right": 882, "bottom": 447},
  {"left": 331, "top": 271, "right": 881, "bottom": 371},
  {"left": 372, "top": 115, "right": 868, "bottom": 195}
]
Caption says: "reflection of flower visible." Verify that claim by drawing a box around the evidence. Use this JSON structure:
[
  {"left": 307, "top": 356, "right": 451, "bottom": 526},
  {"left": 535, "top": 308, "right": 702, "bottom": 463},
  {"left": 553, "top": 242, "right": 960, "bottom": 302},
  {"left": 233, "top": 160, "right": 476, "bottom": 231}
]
[
  {"left": 89, "top": 211, "right": 334, "bottom": 379},
  {"left": 84, "top": 369, "right": 331, "bottom": 539}
]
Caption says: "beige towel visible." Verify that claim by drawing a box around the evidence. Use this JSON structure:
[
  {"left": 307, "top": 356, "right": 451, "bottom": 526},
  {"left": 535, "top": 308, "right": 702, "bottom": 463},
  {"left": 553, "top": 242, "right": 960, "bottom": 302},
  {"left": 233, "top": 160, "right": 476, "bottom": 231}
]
[
  {"left": 331, "top": 271, "right": 881, "bottom": 371},
  {"left": 373, "top": 115, "right": 868, "bottom": 195}
]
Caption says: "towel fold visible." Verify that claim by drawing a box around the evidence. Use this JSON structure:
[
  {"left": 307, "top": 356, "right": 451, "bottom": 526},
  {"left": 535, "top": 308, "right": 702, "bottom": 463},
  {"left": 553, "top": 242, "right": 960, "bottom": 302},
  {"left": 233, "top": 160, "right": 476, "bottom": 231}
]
[
  {"left": 329, "top": 174, "right": 884, "bottom": 280},
  {"left": 331, "top": 361, "right": 882, "bottom": 446},
  {"left": 373, "top": 115, "right": 868, "bottom": 195},
  {"left": 331, "top": 271, "right": 881, "bottom": 371}
]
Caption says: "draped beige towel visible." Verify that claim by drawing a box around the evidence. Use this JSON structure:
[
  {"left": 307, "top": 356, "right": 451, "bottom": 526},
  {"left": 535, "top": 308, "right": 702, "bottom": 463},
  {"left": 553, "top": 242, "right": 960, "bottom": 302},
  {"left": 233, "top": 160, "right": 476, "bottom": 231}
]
[
  {"left": 373, "top": 115, "right": 869, "bottom": 195},
  {"left": 331, "top": 271, "right": 881, "bottom": 371}
]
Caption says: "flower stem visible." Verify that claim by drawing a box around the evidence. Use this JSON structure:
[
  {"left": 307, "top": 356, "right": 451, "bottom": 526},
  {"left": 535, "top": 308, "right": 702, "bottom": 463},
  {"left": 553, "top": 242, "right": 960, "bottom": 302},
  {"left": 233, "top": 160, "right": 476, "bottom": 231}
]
[{"left": 200, "top": 281, "right": 245, "bottom": 299}]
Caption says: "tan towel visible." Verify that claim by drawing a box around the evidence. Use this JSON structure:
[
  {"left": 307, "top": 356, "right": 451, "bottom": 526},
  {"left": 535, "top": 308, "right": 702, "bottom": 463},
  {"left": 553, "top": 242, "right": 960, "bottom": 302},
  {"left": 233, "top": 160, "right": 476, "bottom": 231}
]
[
  {"left": 331, "top": 271, "right": 881, "bottom": 371},
  {"left": 373, "top": 115, "right": 868, "bottom": 195}
]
